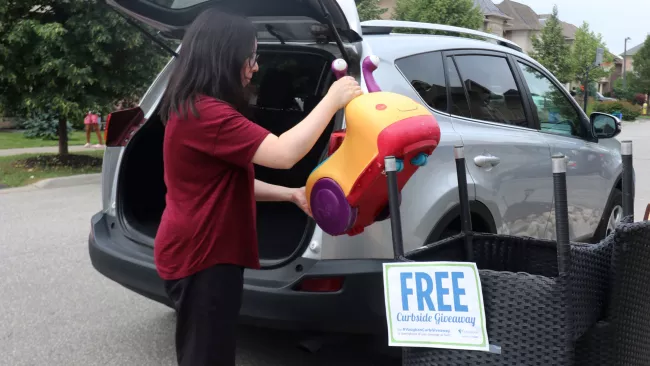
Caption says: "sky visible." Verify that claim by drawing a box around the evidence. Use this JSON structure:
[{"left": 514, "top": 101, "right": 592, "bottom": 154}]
[{"left": 512, "top": 0, "right": 648, "bottom": 55}]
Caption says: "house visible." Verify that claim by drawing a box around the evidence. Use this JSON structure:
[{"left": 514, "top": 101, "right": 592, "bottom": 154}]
[
  {"left": 377, "top": 0, "right": 397, "bottom": 19},
  {"left": 473, "top": 0, "right": 512, "bottom": 37},
  {"left": 494, "top": 0, "right": 542, "bottom": 54},
  {"left": 622, "top": 41, "right": 644, "bottom": 72},
  {"left": 599, "top": 56, "right": 623, "bottom": 95}
]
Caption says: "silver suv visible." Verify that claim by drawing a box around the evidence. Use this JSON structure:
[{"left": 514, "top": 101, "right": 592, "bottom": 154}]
[{"left": 89, "top": 0, "right": 624, "bottom": 335}]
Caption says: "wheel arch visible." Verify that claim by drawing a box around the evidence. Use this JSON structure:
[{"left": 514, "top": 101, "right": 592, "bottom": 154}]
[{"left": 424, "top": 200, "right": 497, "bottom": 244}]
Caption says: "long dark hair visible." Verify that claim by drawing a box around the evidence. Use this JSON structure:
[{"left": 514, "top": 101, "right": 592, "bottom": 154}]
[{"left": 160, "top": 8, "right": 257, "bottom": 123}]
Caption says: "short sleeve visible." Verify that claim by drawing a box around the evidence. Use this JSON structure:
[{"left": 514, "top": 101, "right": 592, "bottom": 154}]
[{"left": 212, "top": 109, "right": 270, "bottom": 167}]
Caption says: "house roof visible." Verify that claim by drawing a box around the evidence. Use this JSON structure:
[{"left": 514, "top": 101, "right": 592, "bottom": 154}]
[
  {"left": 623, "top": 42, "right": 644, "bottom": 56},
  {"left": 474, "top": 0, "right": 511, "bottom": 19},
  {"left": 496, "top": 0, "right": 542, "bottom": 31},
  {"left": 538, "top": 14, "right": 578, "bottom": 40},
  {"left": 560, "top": 21, "right": 577, "bottom": 40}
]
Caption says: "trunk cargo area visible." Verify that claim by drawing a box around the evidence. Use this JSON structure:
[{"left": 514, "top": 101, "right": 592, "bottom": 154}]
[{"left": 117, "top": 46, "right": 337, "bottom": 263}]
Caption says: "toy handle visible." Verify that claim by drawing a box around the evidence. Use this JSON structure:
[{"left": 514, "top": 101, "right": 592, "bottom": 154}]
[
  {"left": 331, "top": 55, "right": 381, "bottom": 93},
  {"left": 362, "top": 55, "right": 381, "bottom": 93},
  {"left": 331, "top": 59, "right": 348, "bottom": 80}
]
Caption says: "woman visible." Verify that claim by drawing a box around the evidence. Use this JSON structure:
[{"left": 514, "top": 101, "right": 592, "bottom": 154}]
[
  {"left": 155, "top": 8, "right": 362, "bottom": 366},
  {"left": 83, "top": 111, "right": 104, "bottom": 148}
]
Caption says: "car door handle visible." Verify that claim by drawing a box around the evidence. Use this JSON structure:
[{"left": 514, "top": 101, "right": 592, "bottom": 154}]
[{"left": 474, "top": 155, "right": 501, "bottom": 167}]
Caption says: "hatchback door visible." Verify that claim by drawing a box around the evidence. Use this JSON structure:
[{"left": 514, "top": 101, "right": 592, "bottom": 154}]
[
  {"left": 104, "top": 0, "right": 361, "bottom": 42},
  {"left": 444, "top": 49, "right": 554, "bottom": 239}
]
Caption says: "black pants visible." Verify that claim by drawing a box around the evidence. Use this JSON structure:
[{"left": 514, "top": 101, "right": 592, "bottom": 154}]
[{"left": 164, "top": 264, "right": 244, "bottom": 366}]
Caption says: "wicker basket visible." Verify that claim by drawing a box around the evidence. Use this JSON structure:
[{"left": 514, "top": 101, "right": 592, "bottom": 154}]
[{"left": 380, "top": 141, "right": 650, "bottom": 366}]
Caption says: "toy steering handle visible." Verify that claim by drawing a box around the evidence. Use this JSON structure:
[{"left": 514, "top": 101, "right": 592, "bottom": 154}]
[{"left": 330, "top": 55, "right": 382, "bottom": 93}]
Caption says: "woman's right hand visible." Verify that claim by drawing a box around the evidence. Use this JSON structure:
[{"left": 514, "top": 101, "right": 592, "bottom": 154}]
[{"left": 325, "top": 76, "right": 363, "bottom": 110}]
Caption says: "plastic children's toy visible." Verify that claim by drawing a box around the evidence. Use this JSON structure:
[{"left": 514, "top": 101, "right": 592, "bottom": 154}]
[{"left": 306, "top": 55, "right": 441, "bottom": 236}]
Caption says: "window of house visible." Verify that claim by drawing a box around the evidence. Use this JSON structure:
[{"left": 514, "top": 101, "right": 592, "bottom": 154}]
[
  {"left": 517, "top": 62, "right": 585, "bottom": 138},
  {"left": 395, "top": 51, "right": 448, "bottom": 112},
  {"left": 452, "top": 55, "right": 528, "bottom": 128}
]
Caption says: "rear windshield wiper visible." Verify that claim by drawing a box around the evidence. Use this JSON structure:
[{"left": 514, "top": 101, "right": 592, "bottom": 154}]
[
  {"left": 265, "top": 24, "right": 286, "bottom": 45},
  {"left": 107, "top": 6, "right": 179, "bottom": 58}
]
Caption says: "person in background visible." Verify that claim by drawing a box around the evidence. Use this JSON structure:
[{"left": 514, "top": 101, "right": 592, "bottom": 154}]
[{"left": 84, "top": 111, "right": 104, "bottom": 148}]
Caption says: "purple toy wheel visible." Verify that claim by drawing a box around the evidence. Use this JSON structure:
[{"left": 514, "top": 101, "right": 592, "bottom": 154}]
[{"left": 310, "top": 178, "right": 356, "bottom": 236}]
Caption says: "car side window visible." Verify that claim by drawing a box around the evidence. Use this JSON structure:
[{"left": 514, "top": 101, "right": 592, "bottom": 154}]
[
  {"left": 446, "top": 57, "right": 472, "bottom": 118},
  {"left": 517, "top": 62, "right": 585, "bottom": 138},
  {"left": 452, "top": 55, "right": 528, "bottom": 128},
  {"left": 395, "top": 51, "right": 447, "bottom": 112}
]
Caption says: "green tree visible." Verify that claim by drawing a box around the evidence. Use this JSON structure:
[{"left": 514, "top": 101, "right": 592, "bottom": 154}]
[
  {"left": 0, "top": 1, "right": 171, "bottom": 155},
  {"left": 530, "top": 5, "right": 572, "bottom": 83},
  {"left": 632, "top": 35, "right": 650, "bottom": 95},
  {"left": 569, "top": 22, "right": 612, "bottom": 87},
  {"left": 356, "top": 0, "right": 387, "bottom": 21},
  {"left": 393, "top": 0, "right": 483, "bottom": 33}
]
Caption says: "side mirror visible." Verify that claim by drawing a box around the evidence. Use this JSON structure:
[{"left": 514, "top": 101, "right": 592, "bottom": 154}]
[{"left": 591, "top": 112, "right": 621, "bottom": 139}]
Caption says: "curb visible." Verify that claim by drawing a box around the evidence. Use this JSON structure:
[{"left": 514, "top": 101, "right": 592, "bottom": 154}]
[{"left": 0, "top": 173, "right": 101, "bottom": 194}]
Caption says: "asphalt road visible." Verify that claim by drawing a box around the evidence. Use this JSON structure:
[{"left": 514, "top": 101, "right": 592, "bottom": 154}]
[
  {"left": 0, "top": 184, "right": 398, "bottom": 366},
  {"left": 0, "top": 120, "right": 648, "bottom": 366}
]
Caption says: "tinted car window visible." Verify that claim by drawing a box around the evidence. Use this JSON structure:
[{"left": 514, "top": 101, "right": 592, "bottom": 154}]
[
  {"left": 446, "top": 57, "right": 472, "bottom": 118},
  {"left": 453, "top": 55, "right": 528, "bottom": 127},
  {"left": 395, "top": 52, "right": 447, "bottom": 112},
  {"left": 249, "top": 53, "right": 327, "bottom": 111},
  {"left": 517, "top": 62, "right": 585, "bottom": 138}
]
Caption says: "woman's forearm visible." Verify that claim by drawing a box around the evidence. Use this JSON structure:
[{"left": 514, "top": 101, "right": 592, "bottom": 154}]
[
  {"left": 254, "top": 179, "right": 295, "bottom": 202},
  {"left": 252, "top": 95, "right": 339, "bottom": 169}
]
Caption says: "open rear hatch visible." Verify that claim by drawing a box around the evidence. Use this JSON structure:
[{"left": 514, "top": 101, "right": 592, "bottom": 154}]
[
  {"left": 105, "top": 0, "right": 361, "bottom": 53},
  {"left": 103, "top": 1, "right": 361, "bottom": 267}
]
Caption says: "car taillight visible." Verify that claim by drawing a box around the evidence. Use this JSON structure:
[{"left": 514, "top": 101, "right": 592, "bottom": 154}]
[
  {"left": 104, "top": 107, "right": 145, "bottom": 147},
  {"left": 328, "top": 130, "right": 346, "bottom": 156},
  {"left": 295, "top": 277, "right": 344, "bottom": 292}
]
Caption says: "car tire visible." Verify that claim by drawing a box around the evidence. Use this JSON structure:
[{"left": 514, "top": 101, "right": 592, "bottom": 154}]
[{"left": 593, "top": 188, "right": 623, "bottom": 242}]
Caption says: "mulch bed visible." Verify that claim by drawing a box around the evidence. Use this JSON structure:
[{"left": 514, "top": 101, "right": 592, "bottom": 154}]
[{"left": 12, "top": 154, "right": 103, "bottom": 169}]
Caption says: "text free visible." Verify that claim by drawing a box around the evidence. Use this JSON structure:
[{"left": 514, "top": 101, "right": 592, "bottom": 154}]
[{"left": 400, "top": 271, "right": 469, "bottom": 312}]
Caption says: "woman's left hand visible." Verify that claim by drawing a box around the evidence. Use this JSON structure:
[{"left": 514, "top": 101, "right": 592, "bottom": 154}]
[{"left": 291, "top": 187, "right": 311, "bottom": 217}]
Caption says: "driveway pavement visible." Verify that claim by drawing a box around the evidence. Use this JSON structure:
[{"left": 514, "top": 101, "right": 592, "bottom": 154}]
[{"left": 0, "top": 184, "right": 397, "bottom": 366}]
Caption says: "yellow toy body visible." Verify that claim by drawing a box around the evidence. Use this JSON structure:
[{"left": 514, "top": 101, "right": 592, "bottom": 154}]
[{"left": 306, "top": 92, "right": 432, "bottom": 200}]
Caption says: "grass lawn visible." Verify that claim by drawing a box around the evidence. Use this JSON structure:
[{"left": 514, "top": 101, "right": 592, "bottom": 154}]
[
  {"left": 0, "top": 150, "right": 103, "bottom": 188},
  {"left": 0, "top": 130, "right": 88, "bottom": 150}
]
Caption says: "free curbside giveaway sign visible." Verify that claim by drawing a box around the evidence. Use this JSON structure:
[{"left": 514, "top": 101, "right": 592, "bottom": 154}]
[{"left": 382, "top": 262, "right": 489, "bottom": 351}]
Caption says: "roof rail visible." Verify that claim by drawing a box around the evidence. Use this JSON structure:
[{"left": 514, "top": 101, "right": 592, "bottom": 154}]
[{"left": 360, "top": 20, "right": 523, "bottom": 53}]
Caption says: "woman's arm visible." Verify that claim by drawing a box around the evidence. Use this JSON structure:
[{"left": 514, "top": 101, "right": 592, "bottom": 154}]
[
  {"left": 251, "top": 76, "right": 361, "bottom": 169},
  {"left": 254, "top": 179, "right": 294, "bottom": 202},
  {"left": 255, "top": 180, "right": 311, "bottom": 216}
]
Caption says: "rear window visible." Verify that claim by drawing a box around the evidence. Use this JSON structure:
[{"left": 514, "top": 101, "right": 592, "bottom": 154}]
[
  {"left": 249, "top": 52, "right": 328, "bottom": 111},
  {"left": 395, "top": 51, "right": 447, "bottom": 112}
]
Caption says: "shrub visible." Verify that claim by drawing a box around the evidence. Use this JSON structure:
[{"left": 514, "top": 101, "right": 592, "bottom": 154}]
[
  {"left": 593, "top": 100, "right": 642, "bottom": 121},
  {"left": 22, "top": 113, "right": 72, "bottom": 140},
  {"left": 635, "top": 93, "right": 648, "bottom": 105}
]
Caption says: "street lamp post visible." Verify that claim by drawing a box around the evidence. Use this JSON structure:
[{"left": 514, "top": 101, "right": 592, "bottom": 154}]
[{"left": 624, "top": 37, "right": 631, "bottom": 88}]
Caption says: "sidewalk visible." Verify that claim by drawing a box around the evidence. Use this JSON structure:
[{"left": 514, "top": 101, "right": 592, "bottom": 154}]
[{"left": 0, "top": 145, "right": 101, "bottom": 157}]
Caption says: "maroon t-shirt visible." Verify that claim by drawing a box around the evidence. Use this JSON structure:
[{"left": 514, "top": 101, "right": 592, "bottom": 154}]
[{"left": 154, "top": 96, "right": 270, "bottom": 280}]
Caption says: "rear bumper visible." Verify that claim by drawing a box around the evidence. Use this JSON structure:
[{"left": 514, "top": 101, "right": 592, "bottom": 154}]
[{"left": 89, "top": 212, "right": 388, "bottom": 334}]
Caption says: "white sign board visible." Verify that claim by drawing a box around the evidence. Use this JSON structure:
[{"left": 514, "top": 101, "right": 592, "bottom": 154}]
[{"left": 382, "top": 262, "right": 489, "bottom": 351}]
